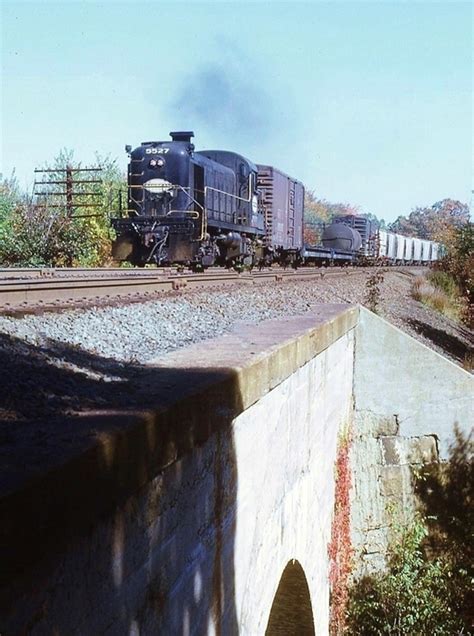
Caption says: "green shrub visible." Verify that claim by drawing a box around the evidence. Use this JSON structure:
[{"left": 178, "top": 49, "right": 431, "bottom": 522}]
[
  {"left": 346, "top": 517, "right": 469, "bottom": 635},
  {"left": 438, "top": 223, "right": 473, "bottom": 325},
  {"left": 415, "top": 426, "right": 473, "bottom": 628},
  {"left": 0, "top": 153, "right": 125, "bottom": 267},
  {"left": 427, "top": 270, "right": 460, "bottom": 297},
  {"left": 347, "top": 429, "right": 473, "bottom": 635}
]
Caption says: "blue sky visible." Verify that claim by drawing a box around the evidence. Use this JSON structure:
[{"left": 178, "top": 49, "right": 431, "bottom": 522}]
[{"left": 1, "top": 0, "right": 472, "bottom": 222}]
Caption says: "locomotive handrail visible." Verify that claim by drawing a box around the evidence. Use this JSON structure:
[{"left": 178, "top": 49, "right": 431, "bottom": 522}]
[
  {"left": 204, "top": 172, "right": 255, "bottom": 205},
  {"left": 129, "top": 188, "right": 144, "bottom": 214},
  {"left": 124, "top": 177, "right": 257, "bottom": 242},
  {"left": 166, "top": 210, "right": 200, "bottom": 219},
  {"left": 173, "top": 185, "right": 206, "bottom": 238}
]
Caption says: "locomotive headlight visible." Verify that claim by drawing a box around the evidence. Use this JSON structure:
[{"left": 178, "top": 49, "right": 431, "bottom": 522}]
[{"left": 149, "top": 158, "right": 165, "bottom": 169}]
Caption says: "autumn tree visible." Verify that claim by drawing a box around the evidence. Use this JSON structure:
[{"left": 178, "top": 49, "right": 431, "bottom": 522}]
[
  {"left": 439, "top": 222, "right": 473, "bottom": 323},
  {"left": 389, "top": 199, "right": 469, "bottom": 241},
  {"left": 304, "top": 190, "right": 330, "bottom": 243}
]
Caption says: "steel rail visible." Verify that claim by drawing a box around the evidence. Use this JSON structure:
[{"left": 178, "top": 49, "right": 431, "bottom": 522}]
[
  {"left": 0, "top": 267, "right": 183, "bottom": 280},
  {"left": 0, "top": 267, "right": 364, "bottom": 314}
]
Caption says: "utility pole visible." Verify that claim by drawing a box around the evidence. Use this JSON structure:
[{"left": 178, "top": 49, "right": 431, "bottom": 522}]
[{"left": 34, "top": 165, "right": 103, "bottom": 217}]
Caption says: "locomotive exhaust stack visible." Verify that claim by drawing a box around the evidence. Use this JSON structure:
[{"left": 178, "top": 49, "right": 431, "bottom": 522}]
[{"left": 169, "top": 131, "right": 194, "bottom": 143}]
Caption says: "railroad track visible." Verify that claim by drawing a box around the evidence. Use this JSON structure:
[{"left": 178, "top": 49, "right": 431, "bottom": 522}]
[
  {"left": 0, "top": 266, "right": 373, "bottom": 315},
  {"left": 0, "top": 267, "right": 181, "bottom": 280},
  {"left": 0, "top": 266, "right": 425, "bottom": 316}
]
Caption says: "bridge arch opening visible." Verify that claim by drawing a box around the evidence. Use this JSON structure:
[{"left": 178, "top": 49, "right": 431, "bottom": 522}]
[{"left": 265, "top": 559, "right": 315, "bottom": 635}]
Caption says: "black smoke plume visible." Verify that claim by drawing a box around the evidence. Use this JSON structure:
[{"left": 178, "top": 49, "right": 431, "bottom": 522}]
[{"left": 169, "top": 44, "right": 274, "bottom": 142}]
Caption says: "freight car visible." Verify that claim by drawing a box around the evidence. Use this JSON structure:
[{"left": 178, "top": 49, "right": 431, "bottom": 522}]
[
  {"left": 374, "top": 232, "right": 440, "bottom": 264},
  {"left": 334, "top": 216, "right": 441, "bottom": 265},
  {"left": 257, "top": 165, "right": 304, "bottom": 266},
  {"left": 332, "top": 214, "right": 376, "bottom": 256},
  {"left": 111, "top": 132, "right": 304, "bottom": 269}
]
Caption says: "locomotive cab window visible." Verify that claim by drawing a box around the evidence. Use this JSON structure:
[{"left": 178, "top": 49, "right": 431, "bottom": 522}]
[{"left": 239, "top": 163, "right": 249, "bottom": 181}]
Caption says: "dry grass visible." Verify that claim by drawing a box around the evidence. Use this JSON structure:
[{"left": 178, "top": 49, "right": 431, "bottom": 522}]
[
  {"left": 411, "top": 277, "right": 461, "bottom": 321},
  {"left": 462, "top": 352, "right": 474, "bottom": 372}
]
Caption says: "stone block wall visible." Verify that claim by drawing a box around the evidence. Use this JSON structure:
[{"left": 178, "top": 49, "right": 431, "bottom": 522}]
[
  {"left": 350, "top": 308, "right": 473, "bottom": 576},
  {"left": 350, "top": 411, "right": 442, "bottom": 576}
]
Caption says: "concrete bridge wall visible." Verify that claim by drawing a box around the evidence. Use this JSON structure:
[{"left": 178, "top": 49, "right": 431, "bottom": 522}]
[
  {"left": 1, "top": 304, "right": 471, "bottom": 635},
  {"left": 350, "top": 307, "right": 473, "bottom": 575}
]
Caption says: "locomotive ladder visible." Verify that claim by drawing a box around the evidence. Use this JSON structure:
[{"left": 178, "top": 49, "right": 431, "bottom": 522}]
[
  {"left": 257, "top": 170, "right": 274, "bottom": 246},
  {"left": 288, "top": 182, "right": 295, "bottom": 247}
]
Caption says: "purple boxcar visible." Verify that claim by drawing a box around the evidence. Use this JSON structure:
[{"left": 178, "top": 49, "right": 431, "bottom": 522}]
[{"left": 257, "top": 165, "right": 304, "bottom": 254}]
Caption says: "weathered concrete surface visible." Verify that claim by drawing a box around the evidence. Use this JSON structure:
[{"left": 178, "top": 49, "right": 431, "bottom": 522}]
[
  {"left": 354, "top": 307, "right": 472, "bottom": 458},
  {"left": 232, "top": 330, "right": 354, "bottom": 634},
  {"left": 350, "top": 307, "right": 473, "bottom": 576},
  {"left": 0, "top": 305, "right": 357, "bottom": 635}
]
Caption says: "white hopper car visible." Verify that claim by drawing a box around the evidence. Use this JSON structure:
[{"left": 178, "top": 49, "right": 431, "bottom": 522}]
[{"left": 376, "top": 230, "right": 440, "bottom": 264}]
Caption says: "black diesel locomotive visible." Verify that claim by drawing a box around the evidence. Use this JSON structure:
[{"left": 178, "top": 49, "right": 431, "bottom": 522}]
[{"left": 111, "top": 131, "right": 305, "bottom": 268}]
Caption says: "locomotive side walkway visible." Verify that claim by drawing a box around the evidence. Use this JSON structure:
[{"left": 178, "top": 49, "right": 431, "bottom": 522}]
[{"left": 0, "top": 304, "right": 471, "bottom": 634}]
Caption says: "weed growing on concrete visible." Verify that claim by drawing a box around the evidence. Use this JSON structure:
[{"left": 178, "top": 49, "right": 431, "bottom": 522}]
[{"left": 328, "top": 424, "right": 353, "bottom": 635}]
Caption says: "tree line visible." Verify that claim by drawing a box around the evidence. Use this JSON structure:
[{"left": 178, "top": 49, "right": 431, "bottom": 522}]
[{"left": 304, "top": 190, "right": 470, "bottom": 244}]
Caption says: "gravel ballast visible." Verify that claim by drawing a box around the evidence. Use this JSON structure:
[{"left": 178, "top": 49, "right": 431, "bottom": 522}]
[
  {"left": 0, "top": 269, "right": 471, "bottom": 426},
  {"left": 0, "top": 273, "right": 365, "bottom": 363},
  {"left": 0, "top": 270, "right": 471, "bottom": 365}
]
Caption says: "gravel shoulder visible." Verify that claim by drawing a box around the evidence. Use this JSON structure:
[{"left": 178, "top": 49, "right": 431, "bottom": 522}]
[
  {"left": 0, "top": 269, "right": 472, "bottom": 431},
  {"left": 377, "top": 271, "right": 473, "bottom": 368}
]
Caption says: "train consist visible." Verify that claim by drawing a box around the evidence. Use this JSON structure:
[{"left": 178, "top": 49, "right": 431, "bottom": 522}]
[
  {"left": 111, "top": 132, "right": 441, "bottom": 268},
  {"left": 330, "top": 215, "right": 441, "bottom": 265}
]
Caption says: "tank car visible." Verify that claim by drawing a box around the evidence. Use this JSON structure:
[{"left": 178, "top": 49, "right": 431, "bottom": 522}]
[
  {"left": 332, "top": 215, "right": 375, "bottom": 256},
  {"left": 321, "top": 223, "right": 362, "bottom": 252},
  {"left": 112, "top": 132, "right": 265, "bottom": 268},
  {"left": 301, "top": 221, "right": 362, "bottom": 264}
]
